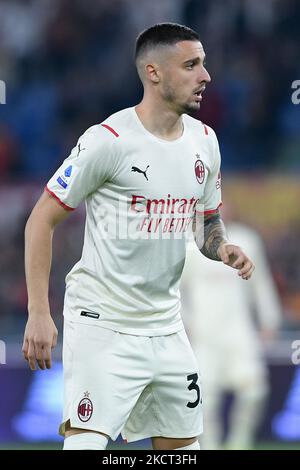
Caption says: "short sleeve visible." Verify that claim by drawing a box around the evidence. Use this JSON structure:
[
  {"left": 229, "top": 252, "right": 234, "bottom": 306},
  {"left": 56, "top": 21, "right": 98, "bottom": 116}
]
[
  {"left": 202, "top": 131, "right": 222, "bottom": 215},
  {"left": 46, "top": 125, "right": 118, "bottom": 210}
]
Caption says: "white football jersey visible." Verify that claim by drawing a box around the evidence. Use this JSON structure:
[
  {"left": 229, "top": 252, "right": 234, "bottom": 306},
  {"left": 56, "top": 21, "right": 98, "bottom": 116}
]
[{"left": 47, "top": 107, "right": 222, "bottom": 335}]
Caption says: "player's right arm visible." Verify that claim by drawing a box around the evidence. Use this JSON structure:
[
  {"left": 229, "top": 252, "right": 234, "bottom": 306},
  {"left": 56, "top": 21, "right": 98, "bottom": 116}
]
[
  {"left": 22, "top": 124, "right": 119, "bottom": 370},
  {"left": 22, "top": 191, "right": 71, "bottom": 371}
]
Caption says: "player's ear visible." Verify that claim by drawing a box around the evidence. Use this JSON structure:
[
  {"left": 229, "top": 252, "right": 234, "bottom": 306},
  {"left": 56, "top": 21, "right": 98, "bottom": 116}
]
[{"left": 145, "top": 63, "right": 160, "bottom": 84}]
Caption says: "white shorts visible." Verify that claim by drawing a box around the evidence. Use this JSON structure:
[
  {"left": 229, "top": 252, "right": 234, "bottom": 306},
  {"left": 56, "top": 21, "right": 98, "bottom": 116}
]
[{"left": 60, "top": 320, "right": 203, "bottom": 442}]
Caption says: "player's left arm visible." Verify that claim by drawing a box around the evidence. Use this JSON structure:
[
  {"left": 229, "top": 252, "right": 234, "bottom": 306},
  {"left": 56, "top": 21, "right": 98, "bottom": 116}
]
[{"left": 195, "top": 209, "right": 255, "bottom": 280}]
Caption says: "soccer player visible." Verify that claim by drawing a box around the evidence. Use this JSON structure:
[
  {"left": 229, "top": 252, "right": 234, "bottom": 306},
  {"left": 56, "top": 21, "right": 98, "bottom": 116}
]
[
  {"left": 22, "top": 23, "right": 254, "bottom": 451},
  {"left": 181, "top": 221, "right": 281, "bottom": 449}
]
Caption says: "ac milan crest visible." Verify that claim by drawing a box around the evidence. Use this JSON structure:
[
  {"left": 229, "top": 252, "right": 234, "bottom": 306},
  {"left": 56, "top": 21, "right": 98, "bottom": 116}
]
[
  {"left": 195, "top": 159, "right": 205, "bottom": 184},
  {"left": 78, "top": 393, "right": 93, "bottom": 422}
]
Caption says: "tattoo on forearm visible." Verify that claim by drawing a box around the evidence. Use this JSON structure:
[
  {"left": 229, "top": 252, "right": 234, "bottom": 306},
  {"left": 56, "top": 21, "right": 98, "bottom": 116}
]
[{"left": 194, "top": 211, "right": 228, "bottom": 261}]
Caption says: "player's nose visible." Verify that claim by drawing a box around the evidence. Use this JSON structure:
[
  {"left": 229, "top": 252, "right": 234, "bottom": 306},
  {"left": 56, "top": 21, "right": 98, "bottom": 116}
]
[{"left": 199, "top": 67, "right": 211, "bottom": 84}]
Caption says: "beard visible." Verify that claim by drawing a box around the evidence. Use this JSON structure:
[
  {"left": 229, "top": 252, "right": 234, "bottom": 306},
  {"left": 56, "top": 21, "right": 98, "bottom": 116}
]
[{"left": 161, "top": 82, "right": 200, "bottom": 115}]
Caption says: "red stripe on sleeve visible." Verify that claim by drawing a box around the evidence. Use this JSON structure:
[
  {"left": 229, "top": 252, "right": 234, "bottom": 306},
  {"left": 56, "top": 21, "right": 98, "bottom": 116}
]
[
  {"left": 101, "top": 124, "right": 119, "bottom": 137},
  {"left": 196, "top": 202, "right": 223, "bottom": 216},
  {"left": 45, "top": 186, "right": 75, "bottom": 211},
  {"left": 203, "top": 124, "right": 209, "bottom": 135},
  {"left": 203, "top": 206, "right": 220, "bottom": 215}
]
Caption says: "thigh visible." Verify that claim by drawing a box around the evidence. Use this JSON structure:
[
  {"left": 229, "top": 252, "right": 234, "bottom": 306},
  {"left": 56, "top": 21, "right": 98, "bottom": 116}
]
[
  {"left": 61, "top": 321, "right": 152, "bottom": 440},
  {"left": 152, "top": 330, "right": 203, "bottom": 438},
  {"left": 151, "top": 436, "right": 198, "bottom": 450}
]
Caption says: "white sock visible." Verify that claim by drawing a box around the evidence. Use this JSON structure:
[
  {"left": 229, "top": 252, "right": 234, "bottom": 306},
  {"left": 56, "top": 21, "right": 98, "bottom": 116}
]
[
  {"left": 63, "top": 432, "right": 109, "bottom": 450},
  {"left": 175, "top": 441, "right": 200, "bottom": 450}
]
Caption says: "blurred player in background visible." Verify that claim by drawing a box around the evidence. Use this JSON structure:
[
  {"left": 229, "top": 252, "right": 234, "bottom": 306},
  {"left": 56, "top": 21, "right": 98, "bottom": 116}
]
[
  {"left": 22, "top": 23, "right": 254, "bottom": 450},
  {"left": 181, "top": 212, "right": 281, "bottom": 450}
]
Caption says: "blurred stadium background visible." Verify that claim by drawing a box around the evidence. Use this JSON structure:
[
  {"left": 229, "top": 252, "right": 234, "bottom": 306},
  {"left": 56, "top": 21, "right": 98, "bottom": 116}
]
[{"left": 0, "top": 0, "right": 300, "bottom": 450}]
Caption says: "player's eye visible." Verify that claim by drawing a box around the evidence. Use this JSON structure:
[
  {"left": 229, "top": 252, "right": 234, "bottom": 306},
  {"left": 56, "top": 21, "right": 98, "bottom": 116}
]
[{"left": 186, "top": 63, "right": 194, "bottom": 70}]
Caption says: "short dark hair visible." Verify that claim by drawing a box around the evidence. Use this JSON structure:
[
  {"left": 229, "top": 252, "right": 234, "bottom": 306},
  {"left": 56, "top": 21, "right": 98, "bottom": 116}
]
[{"left": 135, "top": 23, "right": 200, "bottom": 61}]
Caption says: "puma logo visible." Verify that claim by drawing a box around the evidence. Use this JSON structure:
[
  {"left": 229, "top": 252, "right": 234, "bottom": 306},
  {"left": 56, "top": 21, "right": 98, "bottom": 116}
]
[
  {"left": 76, "top": 143, "right": 86, "bottom": 157},
  {"left": 131, "top": 165, "right": 149, "bottom": 181}
]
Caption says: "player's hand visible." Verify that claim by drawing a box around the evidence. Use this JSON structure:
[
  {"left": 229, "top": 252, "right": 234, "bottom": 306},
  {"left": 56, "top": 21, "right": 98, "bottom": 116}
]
[
  {"left": 217, "top": 243, "right": 255, "bottom": 280},
  {"left": 259, "top": 328, "right": 278, "bottom": 344},
  {"left": 22, "top": 314, "right": 58, "bottom": 370}
]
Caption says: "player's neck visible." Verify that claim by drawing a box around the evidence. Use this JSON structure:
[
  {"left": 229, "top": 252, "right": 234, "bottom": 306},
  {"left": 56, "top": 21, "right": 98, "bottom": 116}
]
[{"left": 135, "top": 99, "right": 184, "bottom": 141}]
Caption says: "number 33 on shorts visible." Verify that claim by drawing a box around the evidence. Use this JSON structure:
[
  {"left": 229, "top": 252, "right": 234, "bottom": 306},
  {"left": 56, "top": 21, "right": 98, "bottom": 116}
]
[{"left": 187, "top": 373, "right": 202, "bottom": 408}]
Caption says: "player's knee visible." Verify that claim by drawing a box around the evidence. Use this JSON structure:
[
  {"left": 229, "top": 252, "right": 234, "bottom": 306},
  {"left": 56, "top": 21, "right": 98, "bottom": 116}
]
[
  {"left": 152, "top": 436, "right": 200, "bottom": 450},
  {"left": 240, "top": 378, "right": 269, "bottom": 404},
  {"left": 175, "top": 439, "right": 200, "bottom": 450},
  {"left": 63, "top": 431, "right": 109, "bottom": 450},
  {"left": 237, "top": 380, "right": 269, "bottom": 410}
]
